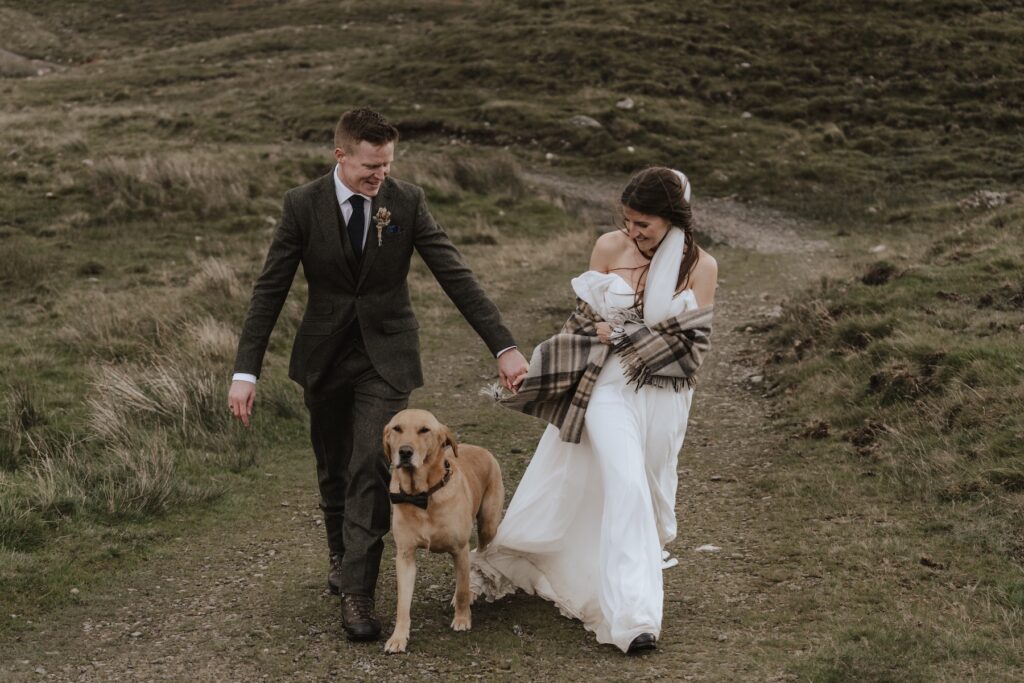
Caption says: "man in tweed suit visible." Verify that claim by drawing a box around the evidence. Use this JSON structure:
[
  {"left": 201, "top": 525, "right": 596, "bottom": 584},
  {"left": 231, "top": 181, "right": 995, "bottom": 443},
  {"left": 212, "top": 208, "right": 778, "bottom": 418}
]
[{"left": 228, "top": 108, "right": 529, "bottom": 641}]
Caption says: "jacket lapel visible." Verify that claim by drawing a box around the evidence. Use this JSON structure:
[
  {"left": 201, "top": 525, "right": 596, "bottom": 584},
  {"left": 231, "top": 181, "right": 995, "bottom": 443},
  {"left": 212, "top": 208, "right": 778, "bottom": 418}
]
[
  {"left": 356, "top": 179, "right": 390, "bottom": 290},
  {"left": 312, "top": 172, "right": 358, "bottom": 288}
]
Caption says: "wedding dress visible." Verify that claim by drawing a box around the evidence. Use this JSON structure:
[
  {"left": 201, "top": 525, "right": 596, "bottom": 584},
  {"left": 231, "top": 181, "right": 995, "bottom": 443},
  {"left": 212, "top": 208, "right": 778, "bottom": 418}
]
[{"left": 471, "top": 269, "right": 697, "bottom": 652}]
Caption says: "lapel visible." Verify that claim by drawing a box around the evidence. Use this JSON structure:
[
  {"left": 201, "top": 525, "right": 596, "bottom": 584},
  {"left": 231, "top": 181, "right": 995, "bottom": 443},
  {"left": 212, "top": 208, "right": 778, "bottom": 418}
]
[
  {"left": 356, "top": 179, "right": 390, "bottom": 291},
  {"left": 312, "top": 171, "right": 358, "bottom": 289}
]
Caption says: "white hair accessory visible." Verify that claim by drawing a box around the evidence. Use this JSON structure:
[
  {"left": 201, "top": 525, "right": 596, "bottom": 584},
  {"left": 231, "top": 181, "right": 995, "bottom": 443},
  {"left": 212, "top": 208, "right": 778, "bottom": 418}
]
[
  {"left": 671, "top": 169, "right": 691, "bottom": 202},
  {"left": 643, "top": 168, "right": 692, "bottom": 325}
]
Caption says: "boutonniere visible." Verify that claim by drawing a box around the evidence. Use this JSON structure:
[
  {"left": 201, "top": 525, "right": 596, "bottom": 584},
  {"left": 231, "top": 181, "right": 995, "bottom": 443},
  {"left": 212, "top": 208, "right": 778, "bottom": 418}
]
[{"left": 374, "top": 207, "right": 392, "bottom": 247}]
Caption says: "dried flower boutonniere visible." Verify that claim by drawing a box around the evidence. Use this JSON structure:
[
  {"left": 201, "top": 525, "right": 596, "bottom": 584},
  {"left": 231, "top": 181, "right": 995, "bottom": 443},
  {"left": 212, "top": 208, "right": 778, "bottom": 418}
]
[{"left": 374, "top": 207, "right": 392, "bottom": 247}]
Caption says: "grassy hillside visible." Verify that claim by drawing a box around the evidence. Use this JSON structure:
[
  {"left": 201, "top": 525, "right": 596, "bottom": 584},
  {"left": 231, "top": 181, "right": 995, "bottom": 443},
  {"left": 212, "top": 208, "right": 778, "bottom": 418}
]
[
  {"left": 758, "top": 198, "right": 1023, "bottom": 679},
  {"left": 1, "top": 0, "right": 1022, "bottom": 678},
  {"left": 4, "top": 1, "right": 1022, "bottom": 215}
]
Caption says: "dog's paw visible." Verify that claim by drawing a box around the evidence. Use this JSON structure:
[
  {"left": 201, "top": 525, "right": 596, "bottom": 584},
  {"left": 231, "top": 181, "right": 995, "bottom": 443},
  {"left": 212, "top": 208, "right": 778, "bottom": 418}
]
[
  {"left": 451, "top": 613, "right": 472, "bottom": 632},
  {"left": 384, "top": 633, "right": 409, "bottom": 654}
]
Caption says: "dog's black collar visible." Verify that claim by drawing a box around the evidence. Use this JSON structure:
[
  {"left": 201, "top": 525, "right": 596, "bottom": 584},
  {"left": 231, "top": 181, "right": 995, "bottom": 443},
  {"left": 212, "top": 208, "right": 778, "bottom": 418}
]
[{"left": 390, "top": 460, "right": 451, "bottom": 510}]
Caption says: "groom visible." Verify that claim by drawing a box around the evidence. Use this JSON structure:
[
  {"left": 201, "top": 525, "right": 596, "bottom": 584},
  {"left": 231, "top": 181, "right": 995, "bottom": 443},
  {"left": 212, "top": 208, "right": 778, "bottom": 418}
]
[{"left": 228, "top": 108, "right": 528, "bottom": 641}]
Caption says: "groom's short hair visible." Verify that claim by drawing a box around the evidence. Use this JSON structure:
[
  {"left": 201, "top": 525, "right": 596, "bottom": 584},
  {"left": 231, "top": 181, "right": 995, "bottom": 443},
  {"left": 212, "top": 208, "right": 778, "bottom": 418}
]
[{"left": 335, "top": 108, "right": 400, "bottom": 151}]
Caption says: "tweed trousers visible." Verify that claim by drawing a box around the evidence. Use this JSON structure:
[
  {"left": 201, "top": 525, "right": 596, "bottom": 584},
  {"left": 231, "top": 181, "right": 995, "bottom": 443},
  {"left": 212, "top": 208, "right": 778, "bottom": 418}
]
[{"left": 304, "top": 334, "right": 408, "bottom": 597}]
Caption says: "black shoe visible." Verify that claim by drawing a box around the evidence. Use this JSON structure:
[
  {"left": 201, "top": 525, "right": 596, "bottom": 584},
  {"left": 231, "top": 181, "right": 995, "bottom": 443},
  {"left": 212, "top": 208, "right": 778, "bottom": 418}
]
[
  {"left": 627, "top": 632, "right": 657, "bottom": 654},
  {"left": 327, "top": 553, "right": 342, "bottom": 595},
  {"left": 340, "top": 593, "right": 381, "bottom": 642}
]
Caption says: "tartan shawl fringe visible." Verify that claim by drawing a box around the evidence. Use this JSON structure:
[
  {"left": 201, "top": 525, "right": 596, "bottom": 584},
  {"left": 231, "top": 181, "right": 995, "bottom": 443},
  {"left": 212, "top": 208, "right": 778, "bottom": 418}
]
[
  {"left": 496, "top": 299, "right": 713, "bottom": 444},
  {"left": 614, "top": 305, "right": 714, "bottom": 392}
]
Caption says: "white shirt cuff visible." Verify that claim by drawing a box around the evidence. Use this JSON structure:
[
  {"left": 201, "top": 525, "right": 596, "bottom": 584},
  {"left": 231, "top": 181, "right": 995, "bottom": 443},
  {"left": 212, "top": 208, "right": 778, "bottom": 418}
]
[
  {"left": 232, "top": 373, "right": 257, "bottom": 384},
  {"left": 496, "top": 346, "right": 517, "bottom": 359}
]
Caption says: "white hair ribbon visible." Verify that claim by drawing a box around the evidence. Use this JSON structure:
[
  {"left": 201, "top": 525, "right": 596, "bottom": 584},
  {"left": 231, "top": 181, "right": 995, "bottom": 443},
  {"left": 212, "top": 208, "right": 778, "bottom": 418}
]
[
  {"left": 642, "top": 169, "right": 692, "bottom": 325},
  {"left": 671, "top": 169, "right": 691, "bottom": 202}
]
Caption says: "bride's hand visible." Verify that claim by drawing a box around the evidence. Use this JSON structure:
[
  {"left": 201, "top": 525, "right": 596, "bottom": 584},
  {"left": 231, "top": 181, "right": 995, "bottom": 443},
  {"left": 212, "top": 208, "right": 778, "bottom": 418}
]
[{"left": 595, "top": 322, "right": 614, "bottom": 345}]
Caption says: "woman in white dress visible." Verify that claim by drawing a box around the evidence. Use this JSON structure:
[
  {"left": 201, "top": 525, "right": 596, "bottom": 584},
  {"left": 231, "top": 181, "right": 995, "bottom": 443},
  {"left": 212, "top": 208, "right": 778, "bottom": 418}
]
[{"left": 472, "top": 167, "right": 718, "bottom": 653}]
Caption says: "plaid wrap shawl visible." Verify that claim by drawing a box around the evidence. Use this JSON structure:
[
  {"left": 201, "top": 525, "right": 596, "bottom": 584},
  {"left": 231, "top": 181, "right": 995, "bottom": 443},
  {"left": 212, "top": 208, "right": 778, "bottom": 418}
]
[{"left": 498, "top": 299, "right": 713, "bottom": 444}]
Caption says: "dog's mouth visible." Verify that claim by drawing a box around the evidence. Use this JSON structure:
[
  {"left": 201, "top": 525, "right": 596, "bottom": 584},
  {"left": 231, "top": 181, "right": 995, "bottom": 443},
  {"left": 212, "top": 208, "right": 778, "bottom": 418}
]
[{"left": 396, "top": 460, "right": 417, "bottom": 470}]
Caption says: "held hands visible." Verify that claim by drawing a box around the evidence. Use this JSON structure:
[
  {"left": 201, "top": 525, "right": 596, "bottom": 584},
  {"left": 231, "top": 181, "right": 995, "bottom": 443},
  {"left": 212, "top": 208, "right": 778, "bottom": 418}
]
[
  {"left": 497, "top": 349, "right": 529, "bottom": 393},
  {"left": 228, "top": 380, "right": 256, "bottom": 427}
]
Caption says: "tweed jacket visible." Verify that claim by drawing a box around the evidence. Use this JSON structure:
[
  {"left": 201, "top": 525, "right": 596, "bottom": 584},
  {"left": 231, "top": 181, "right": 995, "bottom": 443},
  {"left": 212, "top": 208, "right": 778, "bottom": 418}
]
[{"left": 233, "top": 172, "right": 515, "bottom": 393}]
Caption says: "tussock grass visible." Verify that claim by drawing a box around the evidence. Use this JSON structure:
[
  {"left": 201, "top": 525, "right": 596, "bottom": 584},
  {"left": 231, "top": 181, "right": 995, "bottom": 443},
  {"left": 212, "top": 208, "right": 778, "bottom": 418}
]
[
  {"left": 0, "top": 8, "right": 69, "bottom": 59},
  {"left": 1, "top": 260, "right": 302, "bottom": 550},
  {"left": 451, "top": 215, "right": 501, "bottom": 246},
  {"left": 190, "top": 258, "right": 245, "bottom": 300},
  {"left": 188, "top": 257, "right": 250, "bottom": 318},
  {"left": 399, "top": 150, "right": 527, "bottom": 202},
  {"left": 20, "top": 433, "right": 87, "bottom": 519},
  {"left": 0, "top": 480, "right": 46, "bottom": 552},
  {"left": 0, "top": 383, "right": 43, "bottom": 471},
  {"left": 185, "top": 316, "right": 239, "bottom": 360},
  {"left": 0, "top": 242, "right": 51, "bottom": 291},
  {"left": 57, "top": 291, "right": 178, "bottom": 361},
  {"left": 0, "top": 342, "right": 261, "bottom": 548},
  {"left": 99, "top": 434, "right": 193, "bottom": 517},
  {"left": 4, "top": 424, "right": 218, "bottom": 533},
  {"left": 393, "top": 150, "right": 581, "bottom": 248},
  {"left": 89, "top": 357, "right": 222, "bottom": 441},
  {"left": 56, "top": 256, "right": 249, "bottom": 361},
  {"left": 88, "top": 152, "right": 255, "bottom": 219},
  {"left": 4, "top": 236, "right": 302, "bottom": 539}
]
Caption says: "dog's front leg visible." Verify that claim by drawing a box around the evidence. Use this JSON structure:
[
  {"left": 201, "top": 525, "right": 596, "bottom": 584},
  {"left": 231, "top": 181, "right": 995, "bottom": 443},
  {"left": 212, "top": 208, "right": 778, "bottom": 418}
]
[
  {"left": 384, "top": 547, "right": 417, "bottom": 653},
  {"left": 451, "top": 544, "right": 472, "bottom": 631}
]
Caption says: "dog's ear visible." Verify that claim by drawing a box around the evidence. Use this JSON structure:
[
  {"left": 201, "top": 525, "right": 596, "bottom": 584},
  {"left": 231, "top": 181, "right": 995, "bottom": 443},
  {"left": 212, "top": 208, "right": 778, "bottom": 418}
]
[
  {"left": 381, "top": 424, "right": 393, "bottom": 465},
  {"left": 442, "top": 425, "right": 459, "bottom": 458}
]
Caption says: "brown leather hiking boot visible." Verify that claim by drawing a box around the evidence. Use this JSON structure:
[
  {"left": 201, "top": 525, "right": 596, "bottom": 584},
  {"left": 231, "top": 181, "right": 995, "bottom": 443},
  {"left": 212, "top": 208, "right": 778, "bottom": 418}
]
[
  {"left": 340, "top": 593, "right": 381, "bottom": 641},
  {"left": 327, "top": 553, "right": 342, "bottom": 595}
]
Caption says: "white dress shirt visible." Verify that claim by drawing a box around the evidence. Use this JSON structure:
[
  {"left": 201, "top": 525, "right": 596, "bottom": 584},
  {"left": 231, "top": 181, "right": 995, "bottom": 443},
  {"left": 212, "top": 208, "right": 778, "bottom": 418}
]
[
  {"left": 332, "top": 163, "right": 373, "bottom": 251},
  {"left": 233, "top": 166, "right": 514, "bottom": 385}
]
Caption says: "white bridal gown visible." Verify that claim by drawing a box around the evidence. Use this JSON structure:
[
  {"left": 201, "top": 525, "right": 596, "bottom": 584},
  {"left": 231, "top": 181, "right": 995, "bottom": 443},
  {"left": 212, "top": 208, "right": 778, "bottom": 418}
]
[{"left": 471, "top": 270, "right": 697, "bottom": 652}]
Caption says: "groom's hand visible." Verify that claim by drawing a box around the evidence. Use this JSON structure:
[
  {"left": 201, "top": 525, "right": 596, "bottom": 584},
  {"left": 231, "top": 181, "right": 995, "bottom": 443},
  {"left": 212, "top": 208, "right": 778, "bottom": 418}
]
[
  {"left": 498, "top": 349, "right": 529, "bottom": 393},
  {"left": 228, "top": 380, "right": 256, "bottom": 427}
]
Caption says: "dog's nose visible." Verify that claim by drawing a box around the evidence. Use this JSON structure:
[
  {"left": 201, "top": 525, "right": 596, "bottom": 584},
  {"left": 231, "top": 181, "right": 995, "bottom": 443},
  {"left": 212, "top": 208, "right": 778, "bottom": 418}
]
[{"left": 398, "top": 445, "right": 413, "bottom": 461}]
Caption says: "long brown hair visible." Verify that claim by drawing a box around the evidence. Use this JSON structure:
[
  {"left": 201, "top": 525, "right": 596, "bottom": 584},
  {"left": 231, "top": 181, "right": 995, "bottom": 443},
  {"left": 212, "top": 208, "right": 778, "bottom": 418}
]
[{"left": 619, "top": 167, "right": 698, "bottom": 305}]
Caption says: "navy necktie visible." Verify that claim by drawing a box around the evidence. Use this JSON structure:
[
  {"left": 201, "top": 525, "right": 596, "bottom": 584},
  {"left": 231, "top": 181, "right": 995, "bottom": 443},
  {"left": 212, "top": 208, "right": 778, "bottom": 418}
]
[{"left": 347, "top": 195, "right": 366, "bottom": 258}]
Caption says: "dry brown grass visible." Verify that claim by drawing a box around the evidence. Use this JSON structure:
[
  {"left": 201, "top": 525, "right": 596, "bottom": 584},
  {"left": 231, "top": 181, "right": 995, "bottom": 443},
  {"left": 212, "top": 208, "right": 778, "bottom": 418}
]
[
  {"left": 185, "top": 316, "right": 239, "bottom": 360},
  {"left": 88, "top": 355, "right": 221, "bottom": 443},
  {"left": 0, "top": 8, "right": 68, "bottom": 58},
  {"left": 89, "top": 152, "right": 253, "bottom": 218},
  {"left": 6, "top": 258, "right": 271, "bottom": 529},
  {"left": 0, "top": 242, "right": 51, "bottom": 291},
  {"left": 0, "top": 353, "right": 231, "bottom": 523},
  {"left": 397, "top": 150, "right": 527, "bottom": 200},
  {"left": 189, "top": 257, "right": 247, "bottom": 305},
  {"left": 57, "top": 290, "right": 177, "bottom": 360},
  {"left": 98, "top": 434, "right": 181, "bottom": 516},
  {"left": 20, "top": 433, "right": 86, "bottom": 518},
  {"left": 0, "top": 384, "right": 43, "bottom": 470},
  {"left": 57, "top": 255, "right": 250, "bottom": 360}
]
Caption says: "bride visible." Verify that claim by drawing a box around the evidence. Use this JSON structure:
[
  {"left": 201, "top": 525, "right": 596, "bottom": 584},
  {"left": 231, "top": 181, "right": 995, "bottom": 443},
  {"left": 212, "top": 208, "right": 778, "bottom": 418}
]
[{"left": 471, "top": 167, "right": 717, "bottom": 654}]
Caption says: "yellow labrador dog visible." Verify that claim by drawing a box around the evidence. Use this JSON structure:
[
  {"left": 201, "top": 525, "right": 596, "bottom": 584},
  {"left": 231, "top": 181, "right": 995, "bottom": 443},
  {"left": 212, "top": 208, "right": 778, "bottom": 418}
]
[{"left": 382, "top": 409, "right": 503, "bottom": 654}]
